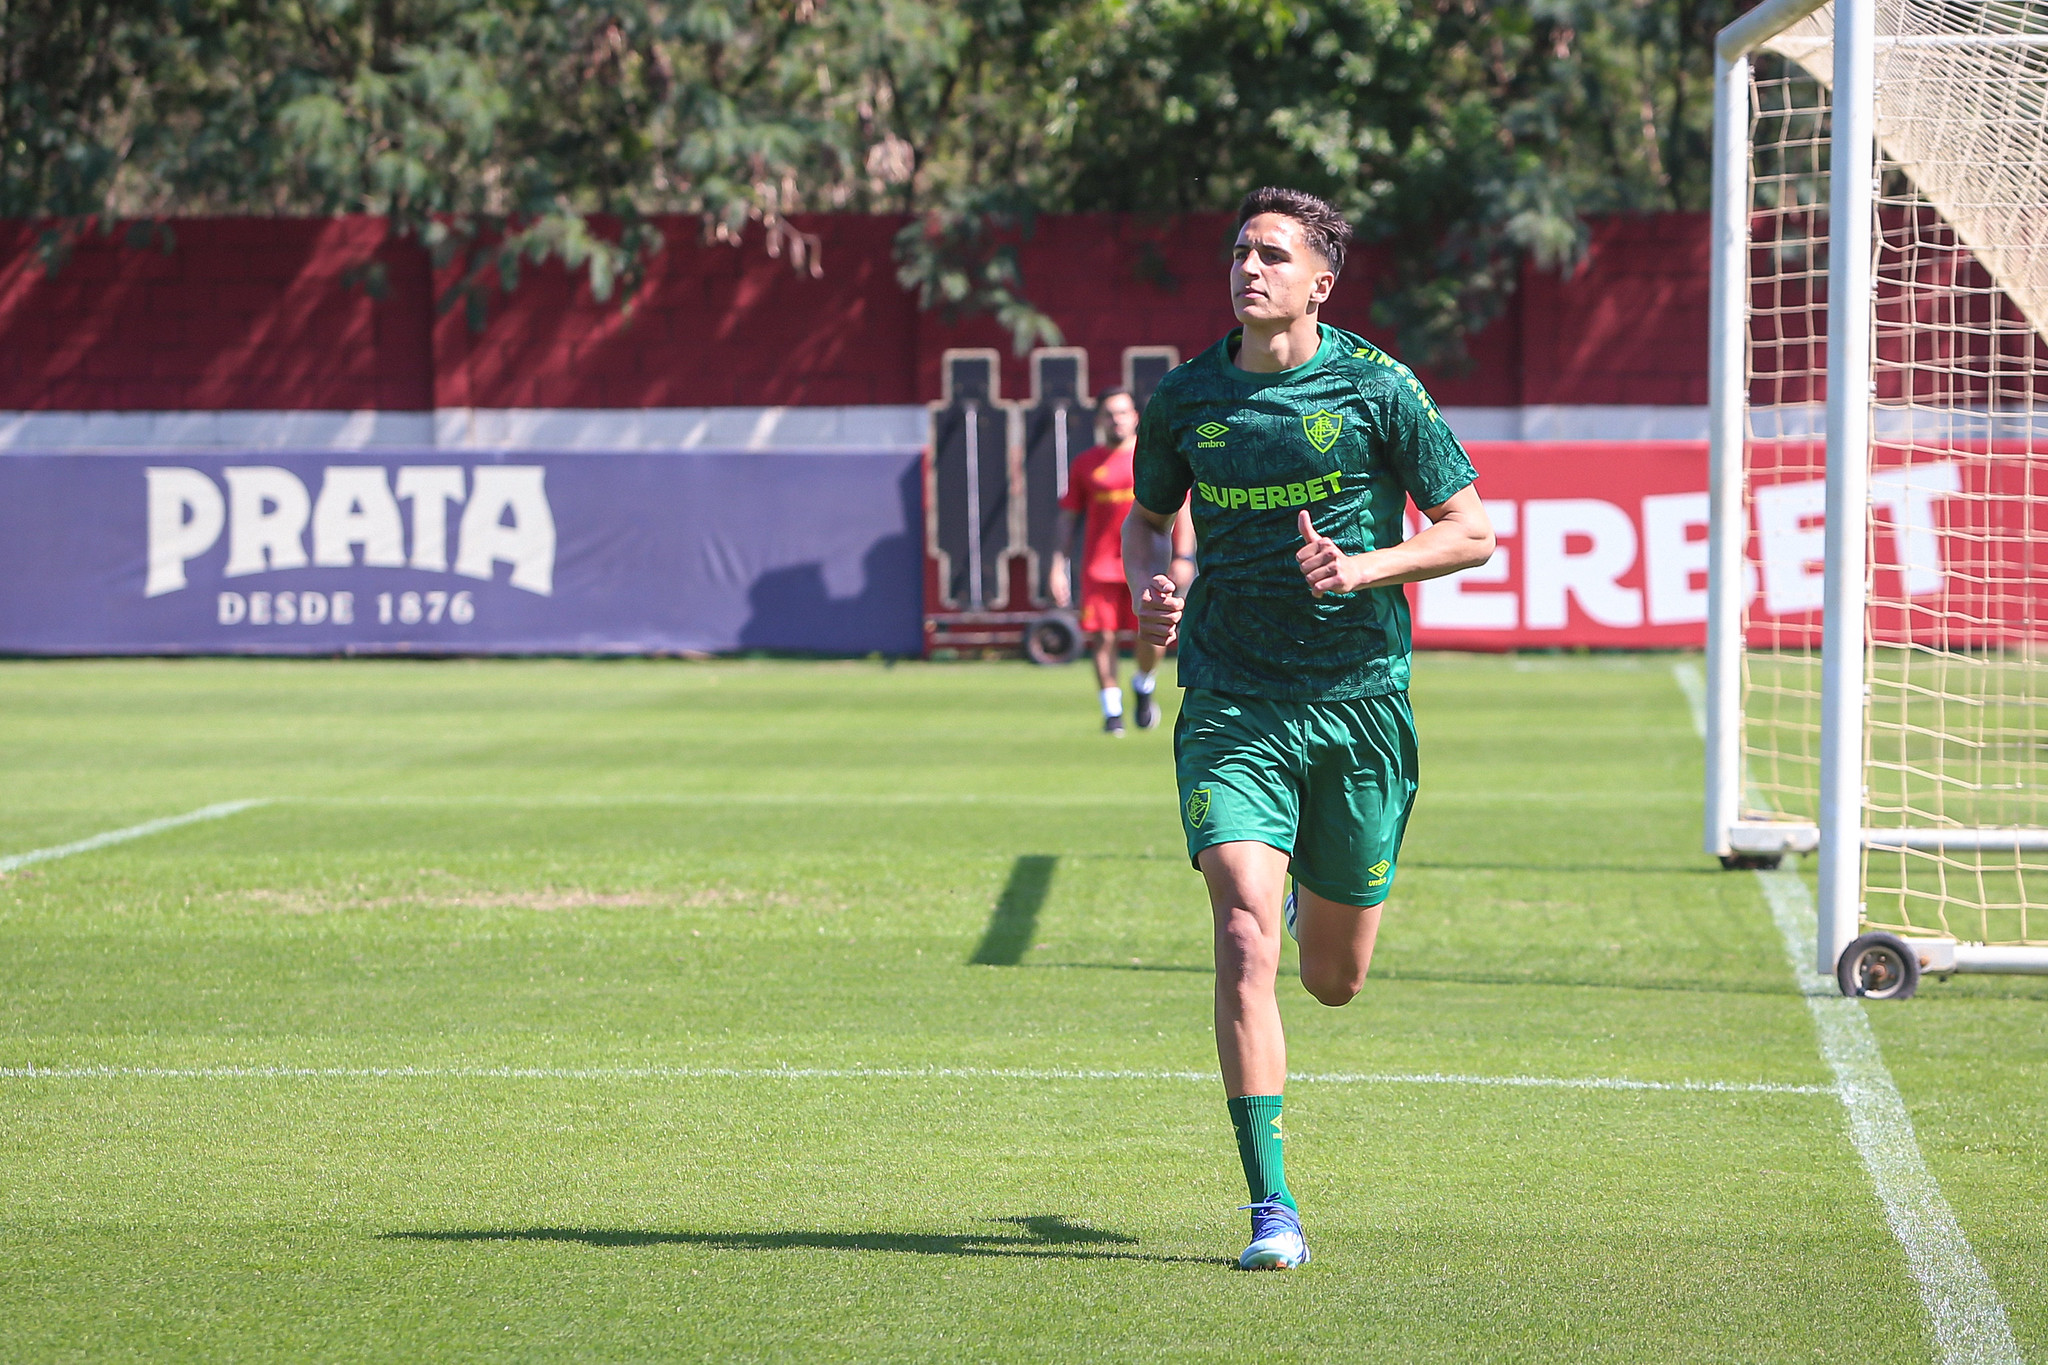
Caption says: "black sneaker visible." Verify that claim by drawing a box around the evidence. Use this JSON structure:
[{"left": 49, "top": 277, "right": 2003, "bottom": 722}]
[
  {"left": 1103, "top": 714, "right": 1126, "bottom": 737},
  {"left": 1133, "top": 689, "right": 1159, "bottom": 730}
]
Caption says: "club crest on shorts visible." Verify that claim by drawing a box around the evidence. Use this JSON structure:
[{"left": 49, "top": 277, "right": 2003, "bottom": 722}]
[
  {"left": 1302, "top": 409, "right": 1343, "bottom": 454},
  {"left": 1185, "top": 787, "right": 1212, "bottom": 828}
]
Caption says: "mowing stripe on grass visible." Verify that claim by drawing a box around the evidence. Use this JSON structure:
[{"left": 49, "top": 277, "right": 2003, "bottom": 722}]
[
  {"left": 1672, "top": 661, "right": 2022, "bottom": 1365},
  {"left": 0, "top": 800, "right": 266, "bottom": 874},
  {"left": 0, "top": 1063, "right": 1831, "bottom": 1095}
]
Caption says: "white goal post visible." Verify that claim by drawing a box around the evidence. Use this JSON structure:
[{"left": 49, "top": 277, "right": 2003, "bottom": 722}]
[{"left": 1705, "top": 0, "right": 2048, "bottom": 985}]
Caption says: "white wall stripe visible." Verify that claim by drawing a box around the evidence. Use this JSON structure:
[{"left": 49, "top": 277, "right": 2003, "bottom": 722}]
[
  {"left": 0, "top": 405, "right": 1711, "bottom": 451},
  {"left": 0, "top": 1063, "right": 1829, "bottom": 1094},
  {"left": 1674, "top": 660, "right": 2023, "bottom": 1365},
  {"left": 0, "top": 800, "right": 267, "bottom": 874}
]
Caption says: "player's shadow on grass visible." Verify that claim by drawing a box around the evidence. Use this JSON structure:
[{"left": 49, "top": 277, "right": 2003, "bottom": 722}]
[
  {"left": 970, "top": 855, "right": 1057, "bottom": 965},
  {"left": 385, "top": 1215, "right": 1223, "bottom": 1265}
]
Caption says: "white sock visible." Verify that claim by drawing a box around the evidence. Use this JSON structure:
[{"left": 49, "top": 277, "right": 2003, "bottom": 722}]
[
  {"left": 1100, "top": 687, "right": 1124, "bottom": 719},
  {"left": 1132, "top": 669, "right": 1156, "bottom": 696}
]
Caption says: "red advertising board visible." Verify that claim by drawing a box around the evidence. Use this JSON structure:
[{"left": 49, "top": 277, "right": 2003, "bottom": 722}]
[
  {"left": 1743, "top": 440, "right": 2047, "bottom": 651},
  {"left": 1426, "top": 439, "right": 2047, "bottom": 651},
  {"left": 1412, "top": 442, "right": 1711, "bottom": 650}
]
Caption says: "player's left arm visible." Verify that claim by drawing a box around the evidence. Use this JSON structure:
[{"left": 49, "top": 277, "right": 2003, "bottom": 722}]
[{"left": 1296, "top": 484, "right": 1494, "bottom": 599}]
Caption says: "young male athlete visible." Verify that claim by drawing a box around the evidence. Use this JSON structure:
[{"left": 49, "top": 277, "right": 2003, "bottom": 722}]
[
  {"left": 1051, "top": 389, "right": 1195, "bottom": 734},
  {"left": 1121, "top": 187, "right": 1495, "bottom": 1270}
]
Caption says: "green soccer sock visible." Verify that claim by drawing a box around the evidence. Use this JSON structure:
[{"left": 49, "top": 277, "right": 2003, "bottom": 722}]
[{"left": 1226, "top": 1094, "right": 1296, "bottom": 1210}]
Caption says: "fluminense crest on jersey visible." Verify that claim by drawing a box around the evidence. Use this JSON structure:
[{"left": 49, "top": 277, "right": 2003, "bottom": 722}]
[{"left": 1301, "top": 409, "right": 1343, "bottom": 454}]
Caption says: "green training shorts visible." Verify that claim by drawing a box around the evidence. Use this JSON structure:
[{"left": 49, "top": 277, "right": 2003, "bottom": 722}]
[{"left": 1173, "top": 687, "right": 1419, "bottom": 908}]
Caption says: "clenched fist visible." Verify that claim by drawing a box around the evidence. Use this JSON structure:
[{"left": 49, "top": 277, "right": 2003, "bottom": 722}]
[
  {"left": 1296, "top": 509, "right": 1367, "bottom": 598},
  {"left": 1135, "top": 574, "right": 1184, "bottom": 649}
]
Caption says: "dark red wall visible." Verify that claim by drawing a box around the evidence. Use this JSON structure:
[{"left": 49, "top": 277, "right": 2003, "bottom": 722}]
[
  {"left": 434, "top": 216, "right": 919, "bottom": 409},
  {"left": 1520, "top": 214, "right": 1712, "bottom": 407},
  {"left": 0, "top": 219, "right": 432, "bottom": 411},
  {"left": 0, "top": 212, "right": 1714, "bottom": 412}
]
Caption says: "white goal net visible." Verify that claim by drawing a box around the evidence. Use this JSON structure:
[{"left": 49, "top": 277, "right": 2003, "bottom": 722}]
[{"left": 1717, "top": 0, "right": 2048, "bottom": 959}]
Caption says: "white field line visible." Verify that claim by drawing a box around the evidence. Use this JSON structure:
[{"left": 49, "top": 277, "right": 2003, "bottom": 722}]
[
  {"left": 1672, "top": 660, "right": 2023, "bottom": 1365},
  {"left": 240, "top": 791, "right": 1685, "bottom": 813},
  {"left": 290, "top": 791, "right": 1687, "bottom": 808},
  {"left": 1757, "top": 873, "right": 2023, "bottom": 1365},
  {"left": 301, "top": 793, "right": 1164, "bottom": 808},
  {"left": 0, "top": 801, "right": 267, "bottom": 874},
  {"left": 0, "top": 1063, "right": 1830, "bottom": 1095},
  {"left": 1671, "top": 658, "right": 1709, "bottom": 733}
]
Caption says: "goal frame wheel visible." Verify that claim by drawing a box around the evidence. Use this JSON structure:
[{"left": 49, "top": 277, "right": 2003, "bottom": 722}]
[
  {"left": 1718, "top": 853, "right": 1784, "bottom": 871},
  {"left": 1023, "top": 612, "right": 1083, "bottom": 667},
  {"left": 1836, "top": 932, "right": 1921, "bottom": 1001}
]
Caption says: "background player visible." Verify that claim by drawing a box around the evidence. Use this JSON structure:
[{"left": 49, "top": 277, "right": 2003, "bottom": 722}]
[
  {"left": 1122, "top": 187, "right": 1495, "bottom": 1270},
  {"left": 1050, "top": 389, "right": 1193, "bottom": 735}
]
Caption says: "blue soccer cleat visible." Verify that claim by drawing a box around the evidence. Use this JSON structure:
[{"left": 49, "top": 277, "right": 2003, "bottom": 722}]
[
  {"left": 1237, "top": 1196, "right": 1310, "bottom": 1270},
  {"left": 1283, "top": 886, "right": 1298, "bottom": 941}
]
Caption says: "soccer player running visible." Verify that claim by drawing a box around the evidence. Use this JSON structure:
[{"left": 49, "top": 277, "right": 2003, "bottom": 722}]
[
  {"left": 1121, "top": 187, "right": 1494, "bottom": 1270},
  {"left": 1051, "top": 389, "right": 1195, "bottom": 735}
]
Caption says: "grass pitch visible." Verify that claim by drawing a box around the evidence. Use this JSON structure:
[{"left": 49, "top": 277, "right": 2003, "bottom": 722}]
[{"left": 1, "top": 654, "right": 2043, "bottom": 1362}]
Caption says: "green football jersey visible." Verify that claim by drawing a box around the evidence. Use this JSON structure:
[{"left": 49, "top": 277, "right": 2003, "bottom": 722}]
[{"left": 1133, "top": 323, "right": 1477, "bottom": 702}]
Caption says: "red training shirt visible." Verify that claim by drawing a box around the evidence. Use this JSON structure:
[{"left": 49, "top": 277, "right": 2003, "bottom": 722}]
[{"left": 1059, "top": 443, "right": 1139, "bottom": 585}]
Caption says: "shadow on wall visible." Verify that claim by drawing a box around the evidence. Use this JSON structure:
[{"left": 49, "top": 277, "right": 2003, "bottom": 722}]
[{"left": 736, "top": 459, "right": 924, "bottom": 656}]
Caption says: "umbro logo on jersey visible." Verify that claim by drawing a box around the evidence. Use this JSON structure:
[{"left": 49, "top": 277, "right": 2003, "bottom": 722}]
[
  {"left": 1195, "top": 421, "right": 1230, "bottom": 449},
  {"left": 1302, "top": 409, "right": 1344, "bottom": 454}
]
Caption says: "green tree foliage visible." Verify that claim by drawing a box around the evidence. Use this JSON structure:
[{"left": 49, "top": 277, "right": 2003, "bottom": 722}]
[{"left": 1, "top": 0, "right": 1737, "bottom": 361}]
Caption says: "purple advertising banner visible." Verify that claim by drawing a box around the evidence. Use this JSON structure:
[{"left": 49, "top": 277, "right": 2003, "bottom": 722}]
[{"left": 0, "top": 449, "right": 924, "bottom": 656}]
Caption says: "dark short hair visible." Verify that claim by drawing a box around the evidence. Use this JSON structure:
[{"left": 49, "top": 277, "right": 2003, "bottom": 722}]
[
  {"left": 1094, "top": 386, "right": 1136, "bottom": 436},
  {"left": 1236, "top": 187, "right": 1352, "bottom": 276}
]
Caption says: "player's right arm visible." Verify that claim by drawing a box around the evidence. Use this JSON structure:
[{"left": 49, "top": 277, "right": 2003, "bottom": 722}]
[
  {"left": 1124, "top": 502, "right": 1181, "bottom": 648},
  {"left": 1126, "top": 383, "right": 1192, "bottom": 648}
]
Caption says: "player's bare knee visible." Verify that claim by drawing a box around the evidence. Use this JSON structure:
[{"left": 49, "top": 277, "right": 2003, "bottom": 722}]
[
  {"left": 1306, "top": 976, "right": 1363, "bottom": 1008},
  {"left": 1214, "top": 910, "right": 1280, "bottom": 980},
  {"left": 1299, "top": 960, "right": 1365, "bottom": 1007}
]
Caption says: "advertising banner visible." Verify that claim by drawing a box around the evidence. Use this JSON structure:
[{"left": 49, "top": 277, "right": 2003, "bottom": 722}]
[
  {"left": 1739, "top": 439, "right": 2045, "bottom": 650},
  {"left": 1412, "top": 442, "right": 1712, "bottom": 651},
  {"left": 1419, "top": 440, "right": 2043, "bottom": 651},
  {"left": 0, "top": 449, "right": 923, "bottom": 656}
]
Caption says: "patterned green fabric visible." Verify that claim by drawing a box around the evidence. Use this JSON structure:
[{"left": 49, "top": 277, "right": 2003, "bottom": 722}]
[
  {"left": 1174, "top": 687, "right": 1418, "bottom": 907},
  {"left": 1134, "top": 324, "right": 1477, "bottom": 701}
]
